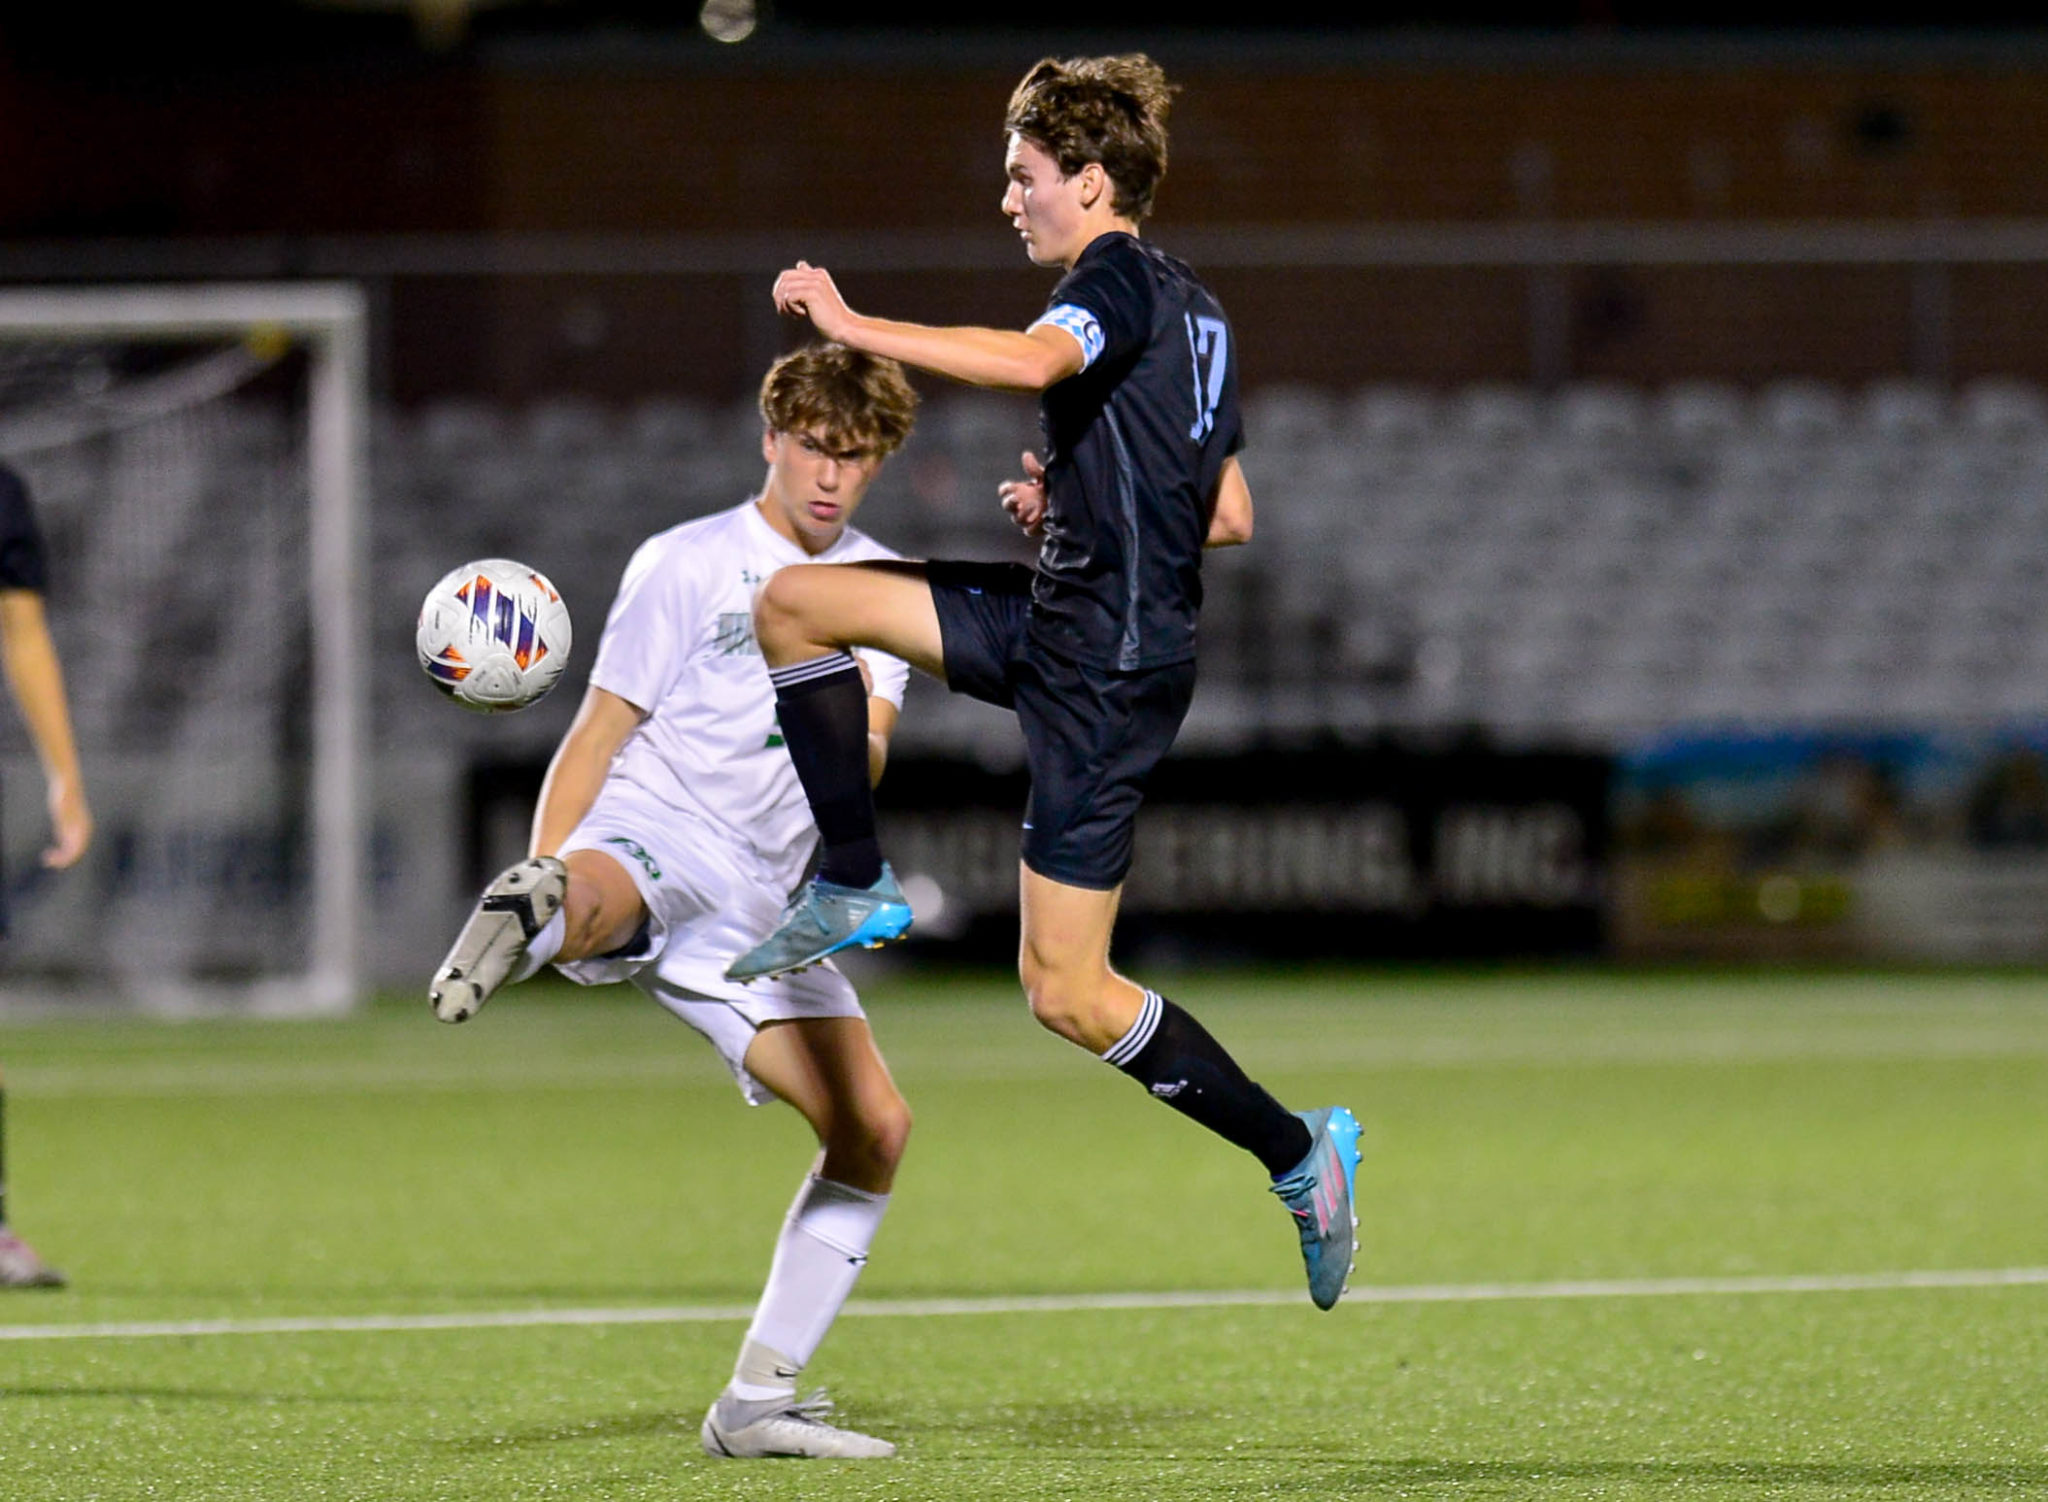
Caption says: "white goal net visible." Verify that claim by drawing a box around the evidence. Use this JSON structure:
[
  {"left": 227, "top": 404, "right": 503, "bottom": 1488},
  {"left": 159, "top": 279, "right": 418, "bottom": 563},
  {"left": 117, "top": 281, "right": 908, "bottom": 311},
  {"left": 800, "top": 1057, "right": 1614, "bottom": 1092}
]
[{"left": 0, "top": 285, "right": 368, "bottom": 1014}]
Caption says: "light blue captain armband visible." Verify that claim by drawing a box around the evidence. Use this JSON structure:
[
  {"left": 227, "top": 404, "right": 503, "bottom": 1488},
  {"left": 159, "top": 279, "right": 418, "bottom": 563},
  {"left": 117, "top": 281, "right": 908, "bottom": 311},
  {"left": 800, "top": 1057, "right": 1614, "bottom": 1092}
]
[{"left": 1033, "top": 304, "right": 1106, "bottom": 371}]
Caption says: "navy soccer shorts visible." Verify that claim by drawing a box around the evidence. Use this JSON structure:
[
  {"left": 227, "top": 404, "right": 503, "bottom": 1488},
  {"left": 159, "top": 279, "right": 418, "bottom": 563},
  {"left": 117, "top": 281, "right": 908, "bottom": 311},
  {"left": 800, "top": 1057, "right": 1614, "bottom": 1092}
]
[{"left": 925, "top": 560, "right": 1195, "bottom": 890}]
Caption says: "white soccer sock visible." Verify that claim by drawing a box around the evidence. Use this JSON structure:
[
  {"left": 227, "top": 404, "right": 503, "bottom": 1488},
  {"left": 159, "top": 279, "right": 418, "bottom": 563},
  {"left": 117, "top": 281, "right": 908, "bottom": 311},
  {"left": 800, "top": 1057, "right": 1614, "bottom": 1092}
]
[
  {"left": 509, "top": 908, "right": 566, "bottom": 984},
  {"left": 728, "top": 1174, "right": 889, "bottom": 1400}
]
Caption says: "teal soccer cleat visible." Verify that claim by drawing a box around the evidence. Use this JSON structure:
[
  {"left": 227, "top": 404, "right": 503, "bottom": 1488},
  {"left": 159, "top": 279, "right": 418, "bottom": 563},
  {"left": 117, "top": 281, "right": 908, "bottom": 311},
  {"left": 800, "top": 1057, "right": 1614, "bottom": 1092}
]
[
  {"left": 1270, "top": 1105, "right": 1363, "bottom": 1311},
  {"left": 723, "top": 863, "right": 914, "bottom": 983}
]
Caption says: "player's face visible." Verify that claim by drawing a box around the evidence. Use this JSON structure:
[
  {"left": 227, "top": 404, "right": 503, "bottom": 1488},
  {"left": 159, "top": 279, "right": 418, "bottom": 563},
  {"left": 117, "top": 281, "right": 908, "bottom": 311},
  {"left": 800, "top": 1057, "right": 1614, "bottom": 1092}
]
[
  {"left": 1002, "top": 133, "right": 1090, "bottom": 268},
  {"left": 757, "top": 426, "right": 883, "bottom": 555}
]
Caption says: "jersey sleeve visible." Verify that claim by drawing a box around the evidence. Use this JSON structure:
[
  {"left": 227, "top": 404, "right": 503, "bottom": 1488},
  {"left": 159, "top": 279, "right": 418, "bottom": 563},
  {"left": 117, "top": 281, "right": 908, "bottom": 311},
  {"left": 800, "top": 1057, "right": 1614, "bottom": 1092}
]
[
  {"left": 0, "top": 464, "right": 50, "bottom": 594},
  {"left": 587, "top": 537, "right": 695, "bottom": 716},
  {"left": 1033, "top": 243, "right": 1153, "bottom": 373}
]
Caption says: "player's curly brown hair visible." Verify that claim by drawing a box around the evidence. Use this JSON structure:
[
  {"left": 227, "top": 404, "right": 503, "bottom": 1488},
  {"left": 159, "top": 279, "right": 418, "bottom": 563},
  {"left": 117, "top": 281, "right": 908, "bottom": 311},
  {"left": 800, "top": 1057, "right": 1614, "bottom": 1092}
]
[
  {"left": 1004, "top": 53, "right": 1176, "bottom": 222},
  {"left": 758, "top": 342, "right": 920, "bottom": 459}
]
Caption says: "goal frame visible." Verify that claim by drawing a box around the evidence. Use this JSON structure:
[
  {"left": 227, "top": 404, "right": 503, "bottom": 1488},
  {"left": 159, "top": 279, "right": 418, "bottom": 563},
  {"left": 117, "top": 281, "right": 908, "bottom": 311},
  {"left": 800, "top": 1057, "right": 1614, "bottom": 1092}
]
[{"left": 0, "top": 283, "right": 370, "bottom": 1013}]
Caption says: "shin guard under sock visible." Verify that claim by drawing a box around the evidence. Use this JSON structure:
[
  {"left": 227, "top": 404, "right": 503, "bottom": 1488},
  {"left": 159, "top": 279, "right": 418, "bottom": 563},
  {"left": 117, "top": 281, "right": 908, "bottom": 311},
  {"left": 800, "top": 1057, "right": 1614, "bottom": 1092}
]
[
  {"left": 1103, "top": 990, "right": 1314, "bottom": 1176},
  {"left": 768, "top": 653, "right": 882, "bottom": 887}
]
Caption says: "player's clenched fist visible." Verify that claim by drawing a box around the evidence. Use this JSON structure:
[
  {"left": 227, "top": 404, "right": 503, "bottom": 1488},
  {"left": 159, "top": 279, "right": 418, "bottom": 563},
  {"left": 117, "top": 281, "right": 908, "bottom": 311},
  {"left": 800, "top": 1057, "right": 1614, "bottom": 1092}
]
[
  {"left": 999, "top": 450, "right": 1049, "bottom": 537},
  {"left": 773, "top": 261, "right": 856, "bottom": 341}
]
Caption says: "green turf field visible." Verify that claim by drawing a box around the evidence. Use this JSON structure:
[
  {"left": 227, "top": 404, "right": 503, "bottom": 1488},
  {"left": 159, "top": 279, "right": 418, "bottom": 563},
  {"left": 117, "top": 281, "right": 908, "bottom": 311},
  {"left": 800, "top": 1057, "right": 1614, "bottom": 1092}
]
[{"left": 1, "top": 966, "right": 2045, "bottom": 1499}]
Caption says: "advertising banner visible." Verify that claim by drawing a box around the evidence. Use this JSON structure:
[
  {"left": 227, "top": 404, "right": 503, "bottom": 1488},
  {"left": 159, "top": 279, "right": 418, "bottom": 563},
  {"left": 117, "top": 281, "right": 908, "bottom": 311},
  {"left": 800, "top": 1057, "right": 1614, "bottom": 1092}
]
[
  {"left": 1614, "top": 727, "right": 2048, "bottom": 962},
  {"left": 876, "top": 746, "right": 1611, "bottom": 961}
]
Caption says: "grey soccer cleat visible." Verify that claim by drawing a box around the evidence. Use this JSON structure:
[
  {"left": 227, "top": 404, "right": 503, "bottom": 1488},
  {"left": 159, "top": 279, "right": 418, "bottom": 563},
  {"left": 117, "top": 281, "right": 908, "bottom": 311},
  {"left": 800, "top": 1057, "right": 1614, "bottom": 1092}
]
[
  {"left": 700, "top": 1390, "right": 896, "bottom": 1460},
  {"left": 1270, "top": 1105, "right": 1363, "bottom": 1311},
  {"left": 0, "top": 1228, "right": 66, "bottom": 1289},
  {"left": 430, "top": 856, "right": 568, "bottom": 1023},
  {"left": 723, "top": 863, "right": 913, "bottom": 983}
]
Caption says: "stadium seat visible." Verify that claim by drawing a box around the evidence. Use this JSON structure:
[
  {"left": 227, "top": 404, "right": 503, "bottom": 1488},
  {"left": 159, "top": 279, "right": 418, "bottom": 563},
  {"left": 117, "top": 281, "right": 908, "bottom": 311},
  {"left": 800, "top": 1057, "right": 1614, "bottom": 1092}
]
[
  {"left": 1860, "top": 378, "right": 1947, "bottom": 442},
  {"left": 523, "top": 397, "right": 614, "bottom": 455},
  {"left": 1654, "top": 380, "right": 1748, "bottom": 442},
  {"left": 1244, "top": 383, "right": 1338, "bottom": 448},
  {"left": 1555, "top": 382, "right": 1647, "bottom": 445},
  {"left": 1958, "top": 379, "right": 2048, "bottom": 440},
  {"left": 1348, "top": 384, "right": 1438, "bottom": 446},
  {"left": 626, "top": 395, "right": 716, "bottom": 452},
  {"left": 1446, "top": 383, "right": 1542, "bottom": 445},
  {"left": 1756, "top": 378, "right": 1847, "bottom": 440}
]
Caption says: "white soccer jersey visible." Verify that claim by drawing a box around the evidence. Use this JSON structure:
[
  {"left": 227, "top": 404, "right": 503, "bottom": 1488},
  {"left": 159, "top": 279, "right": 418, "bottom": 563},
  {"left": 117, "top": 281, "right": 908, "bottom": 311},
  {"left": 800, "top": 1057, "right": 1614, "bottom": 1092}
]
[{"left": 588, "top": 499, "right": 910, "bottom": 893}]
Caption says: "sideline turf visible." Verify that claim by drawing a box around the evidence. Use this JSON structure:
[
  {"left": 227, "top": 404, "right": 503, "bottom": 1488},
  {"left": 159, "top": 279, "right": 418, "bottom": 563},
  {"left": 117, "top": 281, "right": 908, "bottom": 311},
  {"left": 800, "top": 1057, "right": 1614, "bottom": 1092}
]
[{"left": 1, "top": 968, "right": 2045, "bottom": 1499}]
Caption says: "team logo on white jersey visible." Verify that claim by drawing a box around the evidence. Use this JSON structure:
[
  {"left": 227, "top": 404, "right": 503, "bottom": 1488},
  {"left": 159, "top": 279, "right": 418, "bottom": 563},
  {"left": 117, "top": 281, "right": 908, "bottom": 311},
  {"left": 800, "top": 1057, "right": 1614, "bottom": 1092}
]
[
  {"left": 713, "top": 612, "right": 758, "bottom": 657},
  {"left": 601, "top": 835, "right": 663, "bottom": 880}
]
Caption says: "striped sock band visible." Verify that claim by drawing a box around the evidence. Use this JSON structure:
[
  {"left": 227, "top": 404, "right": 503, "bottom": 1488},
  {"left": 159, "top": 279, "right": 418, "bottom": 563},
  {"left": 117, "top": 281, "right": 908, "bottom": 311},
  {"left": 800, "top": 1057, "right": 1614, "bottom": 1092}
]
[
  {"left": 1100, "top": 989, "right": 1165, "bottom": 1066},
  {"left": 769, "top": 651, "right": 861, "bottom": 691}
]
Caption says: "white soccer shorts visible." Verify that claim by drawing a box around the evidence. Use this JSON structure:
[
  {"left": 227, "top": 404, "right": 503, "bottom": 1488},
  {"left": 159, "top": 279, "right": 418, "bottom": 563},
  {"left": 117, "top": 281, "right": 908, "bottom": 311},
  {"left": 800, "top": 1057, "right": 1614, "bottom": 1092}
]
[{"left": 554, "top": 779, "right": 865, "bottom": 1105}]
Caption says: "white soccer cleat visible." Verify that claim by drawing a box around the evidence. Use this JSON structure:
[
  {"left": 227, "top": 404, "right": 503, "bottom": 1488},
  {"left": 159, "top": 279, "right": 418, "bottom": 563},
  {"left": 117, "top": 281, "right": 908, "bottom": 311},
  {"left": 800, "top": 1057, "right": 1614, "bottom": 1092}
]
[
  {"left": 700, "top": 1390, "right": 896, "bottom": 1460},
  {"left": 429, "top": 856, "right": 568, "bottom": 1024}
]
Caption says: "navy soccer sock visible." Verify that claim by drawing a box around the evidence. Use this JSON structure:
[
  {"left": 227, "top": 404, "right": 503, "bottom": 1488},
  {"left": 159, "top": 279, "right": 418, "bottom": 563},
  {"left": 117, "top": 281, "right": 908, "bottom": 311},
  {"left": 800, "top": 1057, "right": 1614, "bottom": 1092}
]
[
  {"left": 1102, "top": 991, "right": 1314, "bottom": 1177},
  {"left": 769, "top": 652, "right": 884, "bottom": 888}
]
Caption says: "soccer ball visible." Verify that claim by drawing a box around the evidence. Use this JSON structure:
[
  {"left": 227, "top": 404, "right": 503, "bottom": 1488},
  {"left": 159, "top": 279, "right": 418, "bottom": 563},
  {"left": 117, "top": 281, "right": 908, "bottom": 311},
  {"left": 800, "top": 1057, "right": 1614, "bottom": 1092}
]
[{"left": 416, "top": 559, "right": 572, "bottom": 713}]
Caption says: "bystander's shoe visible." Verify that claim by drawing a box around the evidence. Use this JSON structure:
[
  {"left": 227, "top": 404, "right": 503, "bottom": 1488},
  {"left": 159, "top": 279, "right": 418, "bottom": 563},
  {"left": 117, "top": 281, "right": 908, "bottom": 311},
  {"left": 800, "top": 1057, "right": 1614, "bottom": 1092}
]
[{"left": 0, "top": 1227, "right": 65, "bottom": 1289}]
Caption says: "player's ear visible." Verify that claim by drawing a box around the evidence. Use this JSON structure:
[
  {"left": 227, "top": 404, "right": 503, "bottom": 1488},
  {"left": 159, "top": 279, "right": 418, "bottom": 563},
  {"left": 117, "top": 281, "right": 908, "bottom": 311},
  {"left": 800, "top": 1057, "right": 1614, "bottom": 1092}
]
[
  {"left": 1077, "top": 162, "right": 1108, "bottom": 211},
  {"left": 761, "top": 427, "right": 779, "bottom": 465}
]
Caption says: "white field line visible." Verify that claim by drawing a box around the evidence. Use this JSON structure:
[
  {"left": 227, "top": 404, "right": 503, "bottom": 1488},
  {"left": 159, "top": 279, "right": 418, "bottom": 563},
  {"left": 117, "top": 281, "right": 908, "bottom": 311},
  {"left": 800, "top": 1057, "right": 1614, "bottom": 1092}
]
[
  {"left": 16, "top": 1028, "right": 2048, "bottom": 1098},
  {"left": 3, "top": 1267, "right": 2046, "bottom": 1344}
]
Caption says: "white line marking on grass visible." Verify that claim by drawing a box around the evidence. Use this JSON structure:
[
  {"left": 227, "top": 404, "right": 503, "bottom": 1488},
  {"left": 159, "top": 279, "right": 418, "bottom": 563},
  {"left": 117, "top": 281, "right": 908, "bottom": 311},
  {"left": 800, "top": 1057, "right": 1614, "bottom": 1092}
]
[{"left": 4, "top": 1267, "right": 2047, "bottom": 1344}]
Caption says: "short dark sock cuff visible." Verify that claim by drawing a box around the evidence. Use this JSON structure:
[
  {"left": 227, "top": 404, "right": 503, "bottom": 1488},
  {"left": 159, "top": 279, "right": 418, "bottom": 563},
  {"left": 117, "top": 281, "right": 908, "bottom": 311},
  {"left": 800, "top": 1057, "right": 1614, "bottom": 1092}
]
[
  {"left": 1101, "top": 989, "right": 1164, "bottom": 1065},
  {"left": 769, "top": 652, "right": 861, "bottom": 696}
]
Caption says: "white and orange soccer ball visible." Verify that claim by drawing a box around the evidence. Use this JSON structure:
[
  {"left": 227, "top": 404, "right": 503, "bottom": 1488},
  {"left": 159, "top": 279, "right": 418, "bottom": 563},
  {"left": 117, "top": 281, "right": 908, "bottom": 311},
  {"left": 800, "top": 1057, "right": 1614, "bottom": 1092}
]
[{"left": 416, "top": 559, "right": 572, "bottom": 713}]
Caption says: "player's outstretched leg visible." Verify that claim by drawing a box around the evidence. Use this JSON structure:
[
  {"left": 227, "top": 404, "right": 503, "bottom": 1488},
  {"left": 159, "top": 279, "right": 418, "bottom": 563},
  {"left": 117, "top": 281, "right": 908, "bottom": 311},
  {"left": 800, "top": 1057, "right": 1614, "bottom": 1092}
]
[
  {"left": 1269, "top": 1106, "right": 1363, "bottom": 1311},
  {"left": 723, "top": 862, "right": 912, "bottom": 982},
  {"left": 430, "top": 856, "right": 569, "bottom": 1023}
]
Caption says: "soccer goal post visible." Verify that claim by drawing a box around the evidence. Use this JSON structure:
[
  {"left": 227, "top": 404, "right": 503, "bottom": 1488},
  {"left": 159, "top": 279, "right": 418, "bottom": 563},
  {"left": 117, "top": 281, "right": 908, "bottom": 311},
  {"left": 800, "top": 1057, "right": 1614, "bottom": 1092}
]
[{"left": 0, "top": 283, "right": 369, "bottom": 1014}]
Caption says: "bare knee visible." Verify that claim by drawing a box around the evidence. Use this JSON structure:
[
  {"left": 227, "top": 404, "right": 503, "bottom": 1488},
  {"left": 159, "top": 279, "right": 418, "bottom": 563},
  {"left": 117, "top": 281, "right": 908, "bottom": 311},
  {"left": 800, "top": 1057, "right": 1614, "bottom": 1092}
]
[
  {"left": 820, "top": 1090, "right": 912, "bottom": 1191},
  {"left": 753, "top": 566, "right": 825, "bottom": 662},
  {"left": 1019, "top": 954, "right": 1119, "bottom": 1050},
  {"left": 555, "top": 867, "right": 640, "bottom": 964},
  {"left": 865, "top": 1094, "right": 914, "bottom": 1174},
  {"left": 558, "top": 889, "right": 611, "bottom": 961}
]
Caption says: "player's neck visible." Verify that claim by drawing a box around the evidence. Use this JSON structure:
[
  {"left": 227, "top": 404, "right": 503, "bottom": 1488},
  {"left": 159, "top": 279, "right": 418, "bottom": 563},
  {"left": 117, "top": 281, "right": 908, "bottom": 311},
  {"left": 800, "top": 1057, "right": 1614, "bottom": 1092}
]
[
  {"left": 1060, "top": 219, "right": 1141, "bottom": 270},
  {"left": 752, "top": 492, "right": 846, "bottom": 557}
]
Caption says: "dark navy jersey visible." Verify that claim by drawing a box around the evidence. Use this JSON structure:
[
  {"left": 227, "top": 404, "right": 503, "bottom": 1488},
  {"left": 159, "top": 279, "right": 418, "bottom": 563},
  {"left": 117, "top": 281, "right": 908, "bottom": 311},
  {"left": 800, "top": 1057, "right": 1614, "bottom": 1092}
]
[
  {"left": 1028, "top": 232, "right": 1243, "bottom": 672},
  {"left": 0, "top": 464, "right": 48, "bottom": 594}
]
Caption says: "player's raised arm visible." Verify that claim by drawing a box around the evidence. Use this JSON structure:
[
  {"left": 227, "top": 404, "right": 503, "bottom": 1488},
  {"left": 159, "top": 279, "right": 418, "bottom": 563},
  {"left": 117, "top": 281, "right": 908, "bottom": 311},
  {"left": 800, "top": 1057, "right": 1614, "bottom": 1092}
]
[
  {"left": 774, "top": 262, "right": 1084, "bottom": 393},
  {"left": 1205, "top": 455, "right": 1254, "bottom": 548},
  {"left": 530, "top": 686, "right": 647, "bottom": 858}
]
